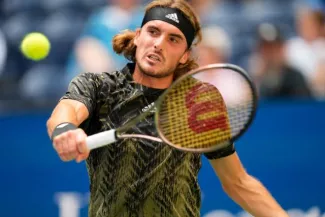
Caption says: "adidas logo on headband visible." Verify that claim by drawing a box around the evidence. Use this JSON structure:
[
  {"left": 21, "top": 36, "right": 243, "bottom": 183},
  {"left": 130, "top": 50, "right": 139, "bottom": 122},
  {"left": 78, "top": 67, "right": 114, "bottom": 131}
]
[{"left": 165, "top": 13, "right": 179, "bottom": 23}]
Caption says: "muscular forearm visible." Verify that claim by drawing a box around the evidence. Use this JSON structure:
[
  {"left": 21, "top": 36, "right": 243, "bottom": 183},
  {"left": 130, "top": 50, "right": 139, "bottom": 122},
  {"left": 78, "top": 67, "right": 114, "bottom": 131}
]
[
  {"left": 46, "top": 100, "right": 89, "bottom": 138},
  {"left": 223, "top": 174, "right": 288, "bottom": 217}
]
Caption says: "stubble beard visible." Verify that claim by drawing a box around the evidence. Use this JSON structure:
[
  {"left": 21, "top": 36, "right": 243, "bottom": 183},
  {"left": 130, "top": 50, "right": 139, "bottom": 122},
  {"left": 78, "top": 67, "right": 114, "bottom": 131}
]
[{"left": 136, "top": 58, "right": 176, "bottom": 79}]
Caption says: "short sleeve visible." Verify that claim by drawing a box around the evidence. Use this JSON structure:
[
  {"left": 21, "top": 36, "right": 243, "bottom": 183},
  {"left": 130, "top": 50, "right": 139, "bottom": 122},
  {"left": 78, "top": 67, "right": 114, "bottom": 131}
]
[
  {"left": 61, "top": 72, "right": 103, "bottom": 115},
  {"left": 203, "top": 143, "right": 236, "bottom": 160}
]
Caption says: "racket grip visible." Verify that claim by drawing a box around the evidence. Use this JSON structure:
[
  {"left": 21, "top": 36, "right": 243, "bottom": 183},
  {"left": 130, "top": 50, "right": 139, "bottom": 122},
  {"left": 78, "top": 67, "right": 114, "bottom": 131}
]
[{"left": 86, "top": 129, "right": 117, "bottom": 150}]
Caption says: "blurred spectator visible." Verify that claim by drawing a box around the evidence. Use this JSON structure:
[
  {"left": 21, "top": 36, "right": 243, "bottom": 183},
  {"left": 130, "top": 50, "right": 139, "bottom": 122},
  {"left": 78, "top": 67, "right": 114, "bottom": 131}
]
[
  {"left": 195, "top": 25, "right": 232, "bottom": 66},
  {"left": 312, "top": 61, "right": 325, "bottom": 98},
  {"left": 249, "top": 23, "right": 312, "bottom": 99},
  {"left": 0, "top": 29, "right": 7, "bottom": 77},
  {"left": 189, "top": 0, "right": 241, "bottom": 30},
  {"left": 285, "top": 6, "right": 325, "bottom": 99},
  {"left": 65, "top": 0, "right": 143, "bottom": 84},
  {"left": 303, "top": 0, "right": 325, "bottom": 12},
  {"left": 190, "top": 0, "right": 220, "bottom": 25}
]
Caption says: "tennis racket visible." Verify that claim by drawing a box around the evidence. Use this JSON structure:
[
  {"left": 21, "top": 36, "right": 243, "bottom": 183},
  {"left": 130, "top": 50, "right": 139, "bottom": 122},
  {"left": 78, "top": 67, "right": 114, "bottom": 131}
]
[{"left": 86, "top": 63, "right": 258, "bottom": 153}]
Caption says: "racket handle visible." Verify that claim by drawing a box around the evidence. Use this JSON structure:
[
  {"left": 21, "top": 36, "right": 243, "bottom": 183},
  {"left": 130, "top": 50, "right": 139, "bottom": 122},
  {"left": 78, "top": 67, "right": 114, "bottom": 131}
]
[{"left": 86, "top": 129, "right": 117, "bottom": 150}]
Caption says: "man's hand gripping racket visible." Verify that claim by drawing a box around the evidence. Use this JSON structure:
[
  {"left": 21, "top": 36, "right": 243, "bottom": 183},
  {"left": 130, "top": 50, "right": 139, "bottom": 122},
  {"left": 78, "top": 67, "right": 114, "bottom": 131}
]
[{"left": 86, "top": 63, "right": 258, "bottom": 153}]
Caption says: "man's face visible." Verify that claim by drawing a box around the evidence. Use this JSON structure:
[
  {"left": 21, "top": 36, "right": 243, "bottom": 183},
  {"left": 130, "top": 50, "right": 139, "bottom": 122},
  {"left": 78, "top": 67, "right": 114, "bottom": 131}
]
[{"left": 134, "top": 20, "right": 189, "bottom": 78}]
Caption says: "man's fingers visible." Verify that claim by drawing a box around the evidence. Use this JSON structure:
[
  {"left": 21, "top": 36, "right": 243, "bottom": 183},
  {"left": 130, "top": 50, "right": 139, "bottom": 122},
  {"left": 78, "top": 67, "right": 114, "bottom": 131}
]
[
  {"left": 75, "top": 152, "right": 89, "bottom": 163},
  {"left": 76, "top": 150, "right": 90, "bottom": 163},
  {"left": 76, "top": 130, "right": 88, "bottom": 154},
  {"left": 53, "top": 136, "right": 68, "bottom": 161},
  {"left": 75, "top": 155, "right": 83, "bottom": 163},
  {"left": 75, "top": 130, "right": 90, "bottom": 163},
  {"left": 60, "top": 154, "right": 70, "bottom": 162},
  {"left": 53, "top": 132, "right": 74, "bottom": 162},
  {"left": 61, "top": 134, "right": 73, "bottom": 160},
  {"left": 67, "top": 131, "right": 78, "bottom": 159},
  {"left": 52, "top": 129, "right": 89, "bottom": 163},
  {"left": 52, "top": 136, "right": 62, "bottom": 153}
]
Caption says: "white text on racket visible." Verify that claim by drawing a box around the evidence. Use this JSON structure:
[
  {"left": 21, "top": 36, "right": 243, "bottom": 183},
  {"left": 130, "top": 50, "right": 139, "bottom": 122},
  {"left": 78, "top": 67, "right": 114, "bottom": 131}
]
[{"left": 142, "top": 102, "right": 156, "bottom": 113}]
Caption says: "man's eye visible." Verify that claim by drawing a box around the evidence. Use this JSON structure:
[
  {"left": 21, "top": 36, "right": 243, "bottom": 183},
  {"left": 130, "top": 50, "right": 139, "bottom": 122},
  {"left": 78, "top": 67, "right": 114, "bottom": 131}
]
[
  {"left": 170, "top": 37, "right": 179, "bottom": 43},
  {"left": 149, "top": 30, "right": 158, "bottom": 35}
]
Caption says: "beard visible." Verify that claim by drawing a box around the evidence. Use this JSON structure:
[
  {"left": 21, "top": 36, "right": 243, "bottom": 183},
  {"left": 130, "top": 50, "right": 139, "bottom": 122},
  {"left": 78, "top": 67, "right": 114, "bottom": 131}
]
[{"left": 136, "top": 58, "right": 176, "bottom": 78}]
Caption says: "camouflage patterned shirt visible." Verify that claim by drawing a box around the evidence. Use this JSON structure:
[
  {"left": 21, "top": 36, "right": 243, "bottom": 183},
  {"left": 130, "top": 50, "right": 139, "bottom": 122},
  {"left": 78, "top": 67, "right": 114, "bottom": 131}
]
[{"left": 62, "top": 63, "right": 235, "bottom": 217}]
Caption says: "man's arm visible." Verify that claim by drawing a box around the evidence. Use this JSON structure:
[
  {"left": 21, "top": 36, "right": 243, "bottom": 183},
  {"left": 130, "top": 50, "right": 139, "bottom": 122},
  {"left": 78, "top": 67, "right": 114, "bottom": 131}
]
[
  {"left": 47, "top": 99, "right": 91, "bottom": 163},
  {"left": 48, "top": 71, "right": 105, "bottom": 162},
  {"left": 209, "top": 152, "right": 289, "bottom": 217},
  {"left": 46, "top": 99, "right": 89, "bottom": 137}
]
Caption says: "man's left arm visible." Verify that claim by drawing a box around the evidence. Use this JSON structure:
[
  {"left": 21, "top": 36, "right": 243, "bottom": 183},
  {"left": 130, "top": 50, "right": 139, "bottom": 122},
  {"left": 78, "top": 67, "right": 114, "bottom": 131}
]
[{"left": 209, "top": 151, "right": 289, "bottom": 217}]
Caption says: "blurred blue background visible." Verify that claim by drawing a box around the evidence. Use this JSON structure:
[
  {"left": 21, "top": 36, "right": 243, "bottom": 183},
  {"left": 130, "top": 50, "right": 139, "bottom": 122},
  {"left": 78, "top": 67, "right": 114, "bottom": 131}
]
[{"left": 1, "top": 0, "right": 325, "bottom": 216}]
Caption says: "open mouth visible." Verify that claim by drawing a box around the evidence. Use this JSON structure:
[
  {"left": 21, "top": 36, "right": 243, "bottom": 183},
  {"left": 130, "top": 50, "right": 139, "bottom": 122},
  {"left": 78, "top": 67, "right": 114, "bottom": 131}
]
[{"left": 147, "top": 54, "right": 161, "bottom": 62}]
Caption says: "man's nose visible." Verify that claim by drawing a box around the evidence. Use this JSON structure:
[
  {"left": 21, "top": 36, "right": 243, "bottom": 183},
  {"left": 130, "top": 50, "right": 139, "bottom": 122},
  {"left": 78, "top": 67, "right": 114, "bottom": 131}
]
[{"left": 153, "top": 36, "right": 166, "bottom": 51}]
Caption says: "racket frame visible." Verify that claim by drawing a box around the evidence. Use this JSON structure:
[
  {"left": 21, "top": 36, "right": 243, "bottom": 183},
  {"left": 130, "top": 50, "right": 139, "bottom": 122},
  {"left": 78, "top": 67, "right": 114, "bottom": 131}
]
[{"left": 154, "top": 63, "right": 258, "bottom": 153}]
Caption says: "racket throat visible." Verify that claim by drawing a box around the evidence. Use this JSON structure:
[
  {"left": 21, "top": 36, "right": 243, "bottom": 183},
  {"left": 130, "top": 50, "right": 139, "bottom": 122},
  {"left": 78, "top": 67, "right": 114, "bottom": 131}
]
[{"left": 118, "top": 134, "right": 163, "bottom": 143}]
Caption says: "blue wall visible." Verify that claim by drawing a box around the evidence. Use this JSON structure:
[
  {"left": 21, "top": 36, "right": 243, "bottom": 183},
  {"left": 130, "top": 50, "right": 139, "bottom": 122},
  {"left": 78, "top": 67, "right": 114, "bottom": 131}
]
[{"left": 1, "top": 101, "right": 324, "bottom": 217}]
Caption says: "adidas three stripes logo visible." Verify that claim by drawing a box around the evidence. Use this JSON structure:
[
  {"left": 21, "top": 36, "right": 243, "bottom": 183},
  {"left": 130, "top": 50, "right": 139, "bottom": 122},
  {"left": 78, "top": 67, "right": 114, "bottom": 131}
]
[{"left": 165, "top": 13, "right": 179, "bottom": 23}]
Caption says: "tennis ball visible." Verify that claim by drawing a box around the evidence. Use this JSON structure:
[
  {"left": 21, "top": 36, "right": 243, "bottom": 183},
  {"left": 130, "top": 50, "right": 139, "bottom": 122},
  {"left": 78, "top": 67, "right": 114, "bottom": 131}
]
[{"left": 20, "top": 32, "right": 51, "bottom": 61}]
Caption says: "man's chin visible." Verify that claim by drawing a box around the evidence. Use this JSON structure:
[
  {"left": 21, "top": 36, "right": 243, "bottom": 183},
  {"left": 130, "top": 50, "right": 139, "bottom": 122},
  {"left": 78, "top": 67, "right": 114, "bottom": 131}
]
[
  {"left": 142, "top": 69, "right": 166, "bottom": 78},
  {"left": 137, "top": 60, "right": 174, "bottom": 78},
  {"left": 139, "top": 65, "right": 164, "bottom": 78}
]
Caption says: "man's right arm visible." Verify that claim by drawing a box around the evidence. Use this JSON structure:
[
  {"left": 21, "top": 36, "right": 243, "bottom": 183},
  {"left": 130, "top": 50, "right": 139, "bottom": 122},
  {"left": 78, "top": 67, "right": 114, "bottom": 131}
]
[
  {"left": 47, "top": 99, "right": 91, "bottom": 163},
  {"left": 46, "top": 99, "right": 89, "bottom": 138},
  {"left": 48, "top": 71, "right": 108, "bottom": 162}
]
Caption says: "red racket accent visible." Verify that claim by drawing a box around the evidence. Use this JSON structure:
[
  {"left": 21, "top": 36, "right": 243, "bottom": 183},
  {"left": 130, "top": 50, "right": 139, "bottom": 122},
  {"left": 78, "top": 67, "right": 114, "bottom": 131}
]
[{"left": 185, "top": 83, "right": 228, "bottom": 133}]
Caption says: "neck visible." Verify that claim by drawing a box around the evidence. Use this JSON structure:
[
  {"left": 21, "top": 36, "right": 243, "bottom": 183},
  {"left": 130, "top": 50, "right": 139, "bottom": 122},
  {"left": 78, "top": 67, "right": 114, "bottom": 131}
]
[{"left": 133, "top": 65, "right": 173, "bottom": 89}]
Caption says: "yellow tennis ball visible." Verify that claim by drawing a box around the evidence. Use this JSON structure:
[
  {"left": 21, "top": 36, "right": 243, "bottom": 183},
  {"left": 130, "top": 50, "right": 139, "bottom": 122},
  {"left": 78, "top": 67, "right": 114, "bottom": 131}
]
[{"left": 20, "top": 32, "right": 51, "bottom": 61}]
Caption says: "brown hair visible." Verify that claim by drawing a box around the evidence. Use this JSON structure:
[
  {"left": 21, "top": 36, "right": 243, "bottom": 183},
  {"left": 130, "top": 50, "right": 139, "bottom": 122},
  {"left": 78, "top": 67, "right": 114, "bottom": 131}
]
[{"left": 112, "top": 0, "right": 202, "bottom": 79}]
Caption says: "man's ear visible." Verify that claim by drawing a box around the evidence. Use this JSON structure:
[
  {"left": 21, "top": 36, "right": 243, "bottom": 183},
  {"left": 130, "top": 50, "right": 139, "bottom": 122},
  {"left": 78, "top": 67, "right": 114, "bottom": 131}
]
[
  {"left": 179, "top": 50, "right": 190, "bottom": 64},
  {"left": 133, "top": 28, "right": 141, "bottom": 46}
]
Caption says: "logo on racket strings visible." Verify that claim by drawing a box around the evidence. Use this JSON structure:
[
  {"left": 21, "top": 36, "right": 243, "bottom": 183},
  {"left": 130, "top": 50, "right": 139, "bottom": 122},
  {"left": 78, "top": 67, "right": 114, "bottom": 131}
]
[{"left": 185, "top": 83, "right": 229, "bottom": 133}]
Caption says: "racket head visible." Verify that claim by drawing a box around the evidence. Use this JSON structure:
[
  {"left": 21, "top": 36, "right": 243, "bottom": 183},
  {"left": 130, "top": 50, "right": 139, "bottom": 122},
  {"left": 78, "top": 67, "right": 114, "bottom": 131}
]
[{"left": 155, "top": 63, "right": 258, "bottom": 153}]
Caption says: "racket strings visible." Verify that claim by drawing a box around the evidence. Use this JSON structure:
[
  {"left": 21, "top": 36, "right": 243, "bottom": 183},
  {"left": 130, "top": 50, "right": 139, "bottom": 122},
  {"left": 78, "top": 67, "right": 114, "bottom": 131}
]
[
  {"left": 157, "top": 66, "right": 256, "bottom": 152},
  {"left": 225, "top": 78, "right": 254, "bottom": 136},
  {"left": 227, "top": 103, "right": 254, "bottom": 136},
  {"left": 158, "top": 77, "right": 232, "bottom": 150}
]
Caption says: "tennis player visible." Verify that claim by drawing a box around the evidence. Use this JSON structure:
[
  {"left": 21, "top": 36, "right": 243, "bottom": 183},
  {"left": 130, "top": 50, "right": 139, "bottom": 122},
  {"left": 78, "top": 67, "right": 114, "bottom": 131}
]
[{"left": 47, "top": 0, "right": 289, "bottom": 216}]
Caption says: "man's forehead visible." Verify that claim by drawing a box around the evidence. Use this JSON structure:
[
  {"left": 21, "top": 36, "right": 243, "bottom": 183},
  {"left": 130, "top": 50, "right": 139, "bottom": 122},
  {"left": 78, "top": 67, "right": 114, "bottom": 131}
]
[
  {"left": 140, "top": 6, "right": 195, "bottom": 47},
  {"left": 144, "top": 20, "right": 186, "bottom": 38}
]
